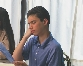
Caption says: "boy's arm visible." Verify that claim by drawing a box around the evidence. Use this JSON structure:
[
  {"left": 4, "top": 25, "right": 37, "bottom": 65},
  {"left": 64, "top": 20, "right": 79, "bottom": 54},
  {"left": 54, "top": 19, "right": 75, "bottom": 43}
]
[
  {"left": 12, "top": 29, "right": 32, "bottom": 61},
  {"left": 48, "top": 45, "right": 64, "bottom": 66}
]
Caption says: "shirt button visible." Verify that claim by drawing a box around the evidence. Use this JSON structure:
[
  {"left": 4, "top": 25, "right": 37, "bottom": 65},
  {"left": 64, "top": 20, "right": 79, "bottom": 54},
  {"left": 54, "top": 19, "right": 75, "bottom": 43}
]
[
  {"left": 35, "top": 59, "right": 36, "bottom": 60},
  {"left": 36, "top": 52, "right": 37, "bottom": 54},
  {"left": 38, "top": 47, "right": 39, "bottom": 48}
]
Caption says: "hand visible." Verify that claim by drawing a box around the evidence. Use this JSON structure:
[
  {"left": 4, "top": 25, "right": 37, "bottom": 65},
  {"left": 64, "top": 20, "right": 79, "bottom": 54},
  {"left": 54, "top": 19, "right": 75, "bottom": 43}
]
[
  {"left": 13, "top": 61, "right": 28, "bottom": 66},
  {"left": 23, "top": 28, "right": 32, "bottom": 39}
]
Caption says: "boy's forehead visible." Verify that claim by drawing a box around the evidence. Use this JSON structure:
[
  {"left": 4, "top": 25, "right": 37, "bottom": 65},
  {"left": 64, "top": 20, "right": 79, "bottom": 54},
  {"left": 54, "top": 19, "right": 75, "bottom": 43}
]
[
  {"left": 28, "top": 15, "right": 39, "bottom": 20},
  {"left": 27, "top": 15, "right": 38, "bottom": 23}
]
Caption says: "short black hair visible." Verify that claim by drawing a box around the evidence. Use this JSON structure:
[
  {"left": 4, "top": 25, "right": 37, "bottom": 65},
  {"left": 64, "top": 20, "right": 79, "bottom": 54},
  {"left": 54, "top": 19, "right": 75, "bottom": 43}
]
[{"left": 27, "top": 6, "right": 50, "bottom": 25}]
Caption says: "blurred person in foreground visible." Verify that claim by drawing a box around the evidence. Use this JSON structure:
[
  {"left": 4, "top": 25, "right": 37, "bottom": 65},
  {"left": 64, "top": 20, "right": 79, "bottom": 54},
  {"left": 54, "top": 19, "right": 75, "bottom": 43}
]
[{"left": 0, "top": 7, "right": 15, "bottom": 60}]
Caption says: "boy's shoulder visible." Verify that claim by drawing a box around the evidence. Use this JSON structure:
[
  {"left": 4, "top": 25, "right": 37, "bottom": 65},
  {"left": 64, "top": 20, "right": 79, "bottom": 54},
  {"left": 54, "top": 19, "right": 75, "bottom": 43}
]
[{"left": 49, "top": 38, "right": 62, "bottom": 49}]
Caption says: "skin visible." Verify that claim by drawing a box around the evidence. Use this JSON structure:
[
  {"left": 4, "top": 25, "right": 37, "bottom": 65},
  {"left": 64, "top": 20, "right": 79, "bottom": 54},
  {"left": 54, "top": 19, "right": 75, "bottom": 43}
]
[
  {"left": 13, "top": 61, "right": 28, "bottom": 66},
  {"left": 13, "top": 15, "right": 50, "bottom": 66}
]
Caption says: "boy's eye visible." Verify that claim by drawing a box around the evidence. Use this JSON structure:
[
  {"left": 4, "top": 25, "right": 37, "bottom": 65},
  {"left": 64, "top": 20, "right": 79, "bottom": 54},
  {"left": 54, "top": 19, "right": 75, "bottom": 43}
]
[
  {"left": 28, "top": 21, "right": 36, "bottom": 25},
  {"left": 32, "top": 21, "right": 36, "bottom": 24}
]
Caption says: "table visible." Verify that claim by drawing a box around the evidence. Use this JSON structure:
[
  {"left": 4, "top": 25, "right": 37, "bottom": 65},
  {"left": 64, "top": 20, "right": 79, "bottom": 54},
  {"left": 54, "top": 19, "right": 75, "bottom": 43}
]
[{"left": 0, "top": 59, "right": 14, "bottom": 66}]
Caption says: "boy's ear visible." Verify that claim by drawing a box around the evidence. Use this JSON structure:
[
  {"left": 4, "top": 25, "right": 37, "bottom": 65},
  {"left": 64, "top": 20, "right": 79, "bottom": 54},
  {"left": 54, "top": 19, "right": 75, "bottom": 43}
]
[{"left": 43, "top": 18, "right": 48, "bottom": 25}]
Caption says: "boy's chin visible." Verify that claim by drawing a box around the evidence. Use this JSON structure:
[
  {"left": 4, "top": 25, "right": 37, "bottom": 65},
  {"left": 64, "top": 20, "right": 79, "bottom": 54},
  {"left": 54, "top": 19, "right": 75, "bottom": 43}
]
[{"left": 32, "top": 34, "right": 38, "bottom": 36}]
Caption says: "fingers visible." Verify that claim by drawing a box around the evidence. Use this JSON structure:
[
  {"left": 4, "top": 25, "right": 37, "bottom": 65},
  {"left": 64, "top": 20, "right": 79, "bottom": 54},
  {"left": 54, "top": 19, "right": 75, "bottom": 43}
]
[{"left": 13, "top": 61, "right": 27, "bottom": 66}]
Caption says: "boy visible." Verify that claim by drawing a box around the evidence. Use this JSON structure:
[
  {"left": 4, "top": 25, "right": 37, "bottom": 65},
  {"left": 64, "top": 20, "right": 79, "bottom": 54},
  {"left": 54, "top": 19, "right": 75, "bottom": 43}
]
[{"left": 13, "top": 6, "right": 64, "bottom": 66}]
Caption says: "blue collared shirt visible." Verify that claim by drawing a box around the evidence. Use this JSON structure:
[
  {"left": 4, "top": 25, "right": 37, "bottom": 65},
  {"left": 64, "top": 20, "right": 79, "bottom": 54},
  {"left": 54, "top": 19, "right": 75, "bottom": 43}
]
[{"left": 22, "top": 33, "right": 64, "bottom": 66}]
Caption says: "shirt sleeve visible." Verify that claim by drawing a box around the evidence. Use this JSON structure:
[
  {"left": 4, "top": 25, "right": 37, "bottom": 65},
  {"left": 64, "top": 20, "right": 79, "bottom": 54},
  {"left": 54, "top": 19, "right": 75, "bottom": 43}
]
[
  {"left": 22, "top": 38, "right": 33, "bottom": 60},
  {"left": 47, "top": 44, "right": 65, "bottom": 66}
]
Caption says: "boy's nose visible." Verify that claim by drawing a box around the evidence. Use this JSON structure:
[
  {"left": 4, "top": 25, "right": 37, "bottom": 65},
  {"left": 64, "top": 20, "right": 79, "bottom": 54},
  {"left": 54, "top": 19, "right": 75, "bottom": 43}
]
[{"left": 29, "top": 24, "right": 33, "bottom": 29}]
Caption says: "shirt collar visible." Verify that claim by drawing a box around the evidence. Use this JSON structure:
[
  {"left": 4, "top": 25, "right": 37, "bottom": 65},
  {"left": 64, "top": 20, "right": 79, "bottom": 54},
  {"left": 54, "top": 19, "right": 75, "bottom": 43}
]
[{"left": 33, "top": 32, "right": 54, "bottom": 48}]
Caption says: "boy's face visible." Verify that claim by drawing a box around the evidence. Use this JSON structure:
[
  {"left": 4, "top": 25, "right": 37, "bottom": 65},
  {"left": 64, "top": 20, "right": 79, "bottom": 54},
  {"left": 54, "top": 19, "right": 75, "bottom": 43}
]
[{"left": 28, "top": 15, "right": 48, "bottom": 36}]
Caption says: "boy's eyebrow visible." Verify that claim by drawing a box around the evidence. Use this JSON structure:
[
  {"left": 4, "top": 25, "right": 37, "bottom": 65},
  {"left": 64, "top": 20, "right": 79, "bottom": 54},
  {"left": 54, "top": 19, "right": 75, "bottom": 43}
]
[{"left": 28, "top": 20, "right": 36, "bottom": 24}]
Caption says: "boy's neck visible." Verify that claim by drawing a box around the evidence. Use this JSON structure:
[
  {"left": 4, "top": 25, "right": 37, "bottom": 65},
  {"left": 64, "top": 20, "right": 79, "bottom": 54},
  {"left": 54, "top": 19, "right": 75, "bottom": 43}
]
[{"left": 38, "top": 30, "right": 50, "bottom": 44}]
